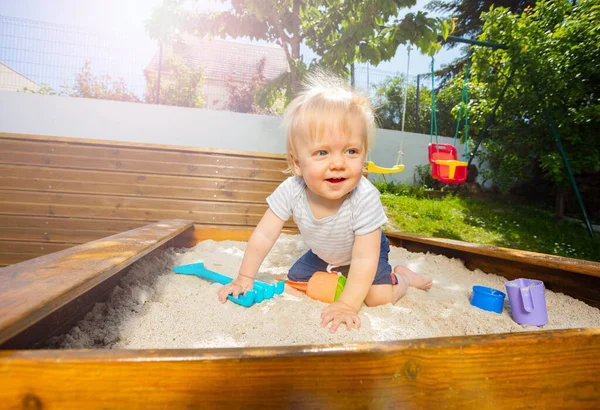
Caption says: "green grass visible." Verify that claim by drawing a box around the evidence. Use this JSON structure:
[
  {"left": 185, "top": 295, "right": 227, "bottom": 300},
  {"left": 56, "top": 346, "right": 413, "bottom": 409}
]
[{"left": 376, "top": 183, "right": 600, "bottom": 262}]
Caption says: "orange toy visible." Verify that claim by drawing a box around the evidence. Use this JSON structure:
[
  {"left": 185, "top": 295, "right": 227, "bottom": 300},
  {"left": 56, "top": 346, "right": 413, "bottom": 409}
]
[{"left": 284, "top": 271, "right": 347, "bottom": 303}]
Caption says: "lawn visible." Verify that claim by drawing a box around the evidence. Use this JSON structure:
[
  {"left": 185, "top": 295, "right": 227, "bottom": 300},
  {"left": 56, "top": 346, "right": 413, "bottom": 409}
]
[{"left": 376, "top": 183, "right": 600, "bottom": 262}]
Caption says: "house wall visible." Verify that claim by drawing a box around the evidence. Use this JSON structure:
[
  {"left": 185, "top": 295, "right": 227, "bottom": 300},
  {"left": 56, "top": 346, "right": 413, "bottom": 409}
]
[{"left": 0, "top": 91, "right": 467, "bottom": 184}]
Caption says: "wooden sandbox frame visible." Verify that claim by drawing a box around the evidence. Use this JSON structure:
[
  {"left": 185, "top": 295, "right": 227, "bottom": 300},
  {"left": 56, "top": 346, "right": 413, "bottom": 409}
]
[{"left": 1, "top": 133, "right": 599, "bottom": 408}]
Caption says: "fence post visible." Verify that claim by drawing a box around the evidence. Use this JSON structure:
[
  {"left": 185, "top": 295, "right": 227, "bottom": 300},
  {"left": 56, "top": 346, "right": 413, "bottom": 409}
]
[
  {"left": 415, "top": 74, "right": 420, "bottom": 133},
  {"left": 155, "top": 42, "right": 163, "bottom": 104}
]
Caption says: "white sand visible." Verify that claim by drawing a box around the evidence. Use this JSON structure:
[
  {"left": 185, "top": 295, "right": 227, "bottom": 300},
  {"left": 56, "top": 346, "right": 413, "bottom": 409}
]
[{"left": 48, "top": 234, "right": 600, "bottom": 349}]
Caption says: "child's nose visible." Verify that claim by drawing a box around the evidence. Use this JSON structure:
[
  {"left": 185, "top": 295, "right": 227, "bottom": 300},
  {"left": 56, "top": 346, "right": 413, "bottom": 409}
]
[{"left": 329, "top": 153, "right": 345, "bottom": 169}]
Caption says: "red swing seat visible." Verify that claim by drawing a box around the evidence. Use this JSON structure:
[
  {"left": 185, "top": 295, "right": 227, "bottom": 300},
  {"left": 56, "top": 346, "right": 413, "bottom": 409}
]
[{"left": 427, "top": 143, "right": 468, "bottom": 184}]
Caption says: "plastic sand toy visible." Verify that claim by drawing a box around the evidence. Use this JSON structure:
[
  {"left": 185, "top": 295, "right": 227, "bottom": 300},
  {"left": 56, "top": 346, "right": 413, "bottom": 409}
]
[
  {"left": 174, "top": 262, "right": 284, "bottom": 308},
  {"left": 470, "top": 285, "right": 506, "bottom": 313},
  {"left": 284, "top": 271, "right": 346, "bottom": 303},
  {"left": 505, "top": 278, "right": 548, "bottom": 326}
]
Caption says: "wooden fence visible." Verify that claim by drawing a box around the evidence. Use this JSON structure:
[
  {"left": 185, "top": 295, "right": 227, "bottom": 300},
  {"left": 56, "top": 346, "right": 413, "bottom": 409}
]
[{"left": 0, "top": 132, "right": 295, "bottom": 266}]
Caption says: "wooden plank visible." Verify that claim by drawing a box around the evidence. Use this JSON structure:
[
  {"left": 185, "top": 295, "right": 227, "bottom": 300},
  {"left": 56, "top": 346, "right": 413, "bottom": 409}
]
[
  {"left": 386, "top": 231, "right": 600, "bottom": 308},
  {"left": 0, "top": 164, "right": 280, "bottom": 203},
  {"left": 0, "top": 220, "right": 193, "bottom": 346},
  {"left": 0, "top": 215, "right": 146, "bottom": 232},
  {"left": 0, "top": 254, "right": 38, "bottom": 268},
  {"left": 175, "top": 225, "right": 299, "bottom": 246},
  {"left": 386, "top": 231, "right": 600, "bottom": 277},
  {"left": 0, "top": 190, "right": 288, "bottom": 226},
  {"left": 0, "top": 150, "right": 287, "bottom": 182},
  {"left": 0, "top": 328, "right": 598, "bottom": 408},
  {"left": 0, "top": 241, "right": 72, "bottom": 255},
  {"left": 0, "top": 227, "right": 116, "bottom": 244},
  {"left": 0, "top": 216, "right": 144, "bottom": 243},
  {"left": 0, "top": 137, "right": 288, "bottom": 170},
  {"left": 0, "top": 132, "right": 289, "bottom": 160}
]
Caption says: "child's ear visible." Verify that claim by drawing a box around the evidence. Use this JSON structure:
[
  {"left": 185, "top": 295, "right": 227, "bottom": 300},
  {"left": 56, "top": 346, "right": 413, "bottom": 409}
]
[{"left": 291, "top": 153, "right": 302, "bottom": 177}]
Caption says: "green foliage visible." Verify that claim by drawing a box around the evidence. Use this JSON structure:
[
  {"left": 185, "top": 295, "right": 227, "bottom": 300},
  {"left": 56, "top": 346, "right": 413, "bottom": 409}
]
[
  {"left": 71, "top": 61, "right": 141, "bottom": 103},
  {"left": 373, "top": 73, "right": 460, "bottom": 137},
  {"left": 374, "top": 180, "right": 426, "bottom": 197},
  {"left": 20, "top": 84, "right": 61, "bottom": 95},
  {"left": 26, "top": 61, "right": 142, "bottom": 103},
  {"left": 376, "top": 185, "right": 600, "bottom": 261},
  {"left": 427, "top": 0, "right": 535, "bottom": 40},
  {"left": 147, "top": 0, "right": 453, "bottom": 109},
  {"left": 144, "top": 52, "right": 206, "bottom": 108},
  {"left": 468, "top": 0, "right": 600, "bottom": 192},
  {"left": 225, "top": 56, "right": 266, "bottom": 113},
  {"left": 413, "top": 164, "right": 442, "bottom": 189}
]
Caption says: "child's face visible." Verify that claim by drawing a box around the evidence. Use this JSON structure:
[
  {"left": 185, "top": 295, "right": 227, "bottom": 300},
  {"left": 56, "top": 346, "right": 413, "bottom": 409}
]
[{"left": 291, "top": 116, "right": 366, "bottom": 202}]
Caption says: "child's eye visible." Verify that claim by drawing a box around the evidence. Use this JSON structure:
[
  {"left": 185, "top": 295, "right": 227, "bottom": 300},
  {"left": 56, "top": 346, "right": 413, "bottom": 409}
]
[
  {"left": 346, "top": 149, "right": 359, "bottom": 155},
  {"left": 315, "top": 150, "right": 328, "bottom": 156}
]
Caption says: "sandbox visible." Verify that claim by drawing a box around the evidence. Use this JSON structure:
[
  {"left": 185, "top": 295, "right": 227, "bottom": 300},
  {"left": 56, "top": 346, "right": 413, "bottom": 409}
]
[
  {"left": 46, "top": 234, "right": 600, "bottom": 350},
  {"left": 2, "top": 223, "right": 600, "bottom": 409},
  {"left": 1, "top": 134, "right": 599, "bottom": 408}
]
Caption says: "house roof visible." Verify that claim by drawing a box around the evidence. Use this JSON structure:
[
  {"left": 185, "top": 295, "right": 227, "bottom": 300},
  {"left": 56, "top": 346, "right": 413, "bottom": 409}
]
[
  {"left": 145, "top": 37, "right": 289, "bottom": 83},
  {"left": 0, "top": 62, "right": 41, "bottom": 92}
]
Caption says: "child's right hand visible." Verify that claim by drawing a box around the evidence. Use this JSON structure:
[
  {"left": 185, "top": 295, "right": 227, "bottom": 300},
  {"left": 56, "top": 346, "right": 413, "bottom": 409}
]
[{"left": 217, "top": 275, "right": 254, "bottom": 303}]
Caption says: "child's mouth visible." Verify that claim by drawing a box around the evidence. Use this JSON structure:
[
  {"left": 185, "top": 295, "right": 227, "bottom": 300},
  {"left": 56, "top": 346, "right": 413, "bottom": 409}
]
[{"left": 326, "top": 178, "right": 346, "bottom": 184}]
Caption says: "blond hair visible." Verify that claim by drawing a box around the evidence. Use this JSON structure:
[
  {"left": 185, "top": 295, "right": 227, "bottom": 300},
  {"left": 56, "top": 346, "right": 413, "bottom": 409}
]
[{"left": 281, "top": 70, "right": 376, "bottom": 175}]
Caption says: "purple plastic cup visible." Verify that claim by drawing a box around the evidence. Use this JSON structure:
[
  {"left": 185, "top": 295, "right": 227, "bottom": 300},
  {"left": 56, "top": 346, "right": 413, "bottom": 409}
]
[{"left": 505, "top": 278, "right": 548, "bottom": 326}]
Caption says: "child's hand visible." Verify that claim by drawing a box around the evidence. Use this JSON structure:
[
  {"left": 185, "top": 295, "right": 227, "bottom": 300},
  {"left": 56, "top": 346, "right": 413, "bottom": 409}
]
[
  {"left": 320, "top": 301, "right": 361, "bottom": 332},
  {"left": 217, "top": 275, "right": 254, "bottom": 303}
]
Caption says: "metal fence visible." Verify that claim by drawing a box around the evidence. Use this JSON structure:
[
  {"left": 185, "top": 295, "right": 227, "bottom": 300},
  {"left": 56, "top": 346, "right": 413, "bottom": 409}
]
[
  {"left": 352, "top": 64, "right": 419, "bottom": 97},
  {"left": 0, "top": 15, "right": 152, "bottom": 97},
  {"left": 0, "top": 14, "right": 421, "bottom": 115}
]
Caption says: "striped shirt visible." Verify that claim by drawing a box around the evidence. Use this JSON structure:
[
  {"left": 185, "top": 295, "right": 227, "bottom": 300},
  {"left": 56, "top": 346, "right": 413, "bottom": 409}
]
[{"left": 266, "top": 176, "right": 388, "bottom": 267}]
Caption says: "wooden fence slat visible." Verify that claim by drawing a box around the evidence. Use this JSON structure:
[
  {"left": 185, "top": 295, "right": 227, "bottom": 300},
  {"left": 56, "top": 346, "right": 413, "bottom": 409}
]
[
  {"left": 0, "top": 133, "right": 288, "bottom": 159},
  {"left": 0, "top": 138, "right": 288, "bottom": 171},
  {"left": 0, "top": 151, "right": 287, "bottom": 182},
  {"left": 0, "top": 215, "right": 145, "bottom": 232},
  {"left": 0, "top": 241, "right": 73, "bottom": 254},
  {"left": 0, "top": 190, "right": 270, "bottom": 215},
  {"left": 0, "top": 165, "right": 279, "bottom": 203},
  {"left": 0, "top": 226, "right": 111, "bottom": 244},
  {"left": 0, "top": 203, "right": 269, "bottom": 226}
]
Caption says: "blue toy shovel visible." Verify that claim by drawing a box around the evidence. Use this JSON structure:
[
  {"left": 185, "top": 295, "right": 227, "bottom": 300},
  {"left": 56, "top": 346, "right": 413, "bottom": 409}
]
[{"left": 173, "top": 262, "right": 284, "bottom": 308}]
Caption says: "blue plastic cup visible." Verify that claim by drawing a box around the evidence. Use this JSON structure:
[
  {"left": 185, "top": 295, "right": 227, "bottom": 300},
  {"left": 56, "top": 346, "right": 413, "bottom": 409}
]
[{"left": 470, "top": 285, "right": 506, "bottom": 313}]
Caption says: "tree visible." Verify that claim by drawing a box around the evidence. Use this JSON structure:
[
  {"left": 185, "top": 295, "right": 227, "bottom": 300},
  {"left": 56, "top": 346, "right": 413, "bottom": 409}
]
[
  {"left": 224, "top": 57, "right": 272, "bottom": 114},
  {"left": 426, "top": 0, "right": 535, "bottom": 40},
  {"left": 425, "top": 0, "right": 536, "bottom": 86},
  {"left": 71, "top": 61, "right": 141, "bottom": 103},
  {"left": 147, "top": 0, "right": 452, "bottom": 108},
  {"left": 467, "top": 0, "right": 600, "bottom": 214},
  {"left": 144, "top": 51, "right": 206, "bottom": 108}
]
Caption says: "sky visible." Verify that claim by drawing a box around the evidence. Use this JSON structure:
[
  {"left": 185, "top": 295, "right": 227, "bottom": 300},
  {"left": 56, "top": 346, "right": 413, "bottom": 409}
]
[{"left": 0, "top": 0, "right": 462, "bottom": 90}]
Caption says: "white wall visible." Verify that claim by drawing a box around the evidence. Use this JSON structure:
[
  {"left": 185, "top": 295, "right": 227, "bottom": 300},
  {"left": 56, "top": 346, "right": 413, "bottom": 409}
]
[
  {"left": 0, "top": 91, "right": 286, "bottom": 154},
  {"left": 0, "top": 91, "right": 466, "bottom": 184}
]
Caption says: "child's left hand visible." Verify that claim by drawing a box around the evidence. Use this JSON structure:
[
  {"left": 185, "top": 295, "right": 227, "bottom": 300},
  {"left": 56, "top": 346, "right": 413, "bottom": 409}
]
[{"left": 320, "top": 301, "right": 361, "bottom": 332}]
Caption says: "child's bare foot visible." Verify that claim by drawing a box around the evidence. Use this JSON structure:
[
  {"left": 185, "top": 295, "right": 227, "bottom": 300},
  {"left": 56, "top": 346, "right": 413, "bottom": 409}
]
[{"left": 394, "top": 265, "right": 432, "bottom": 290}]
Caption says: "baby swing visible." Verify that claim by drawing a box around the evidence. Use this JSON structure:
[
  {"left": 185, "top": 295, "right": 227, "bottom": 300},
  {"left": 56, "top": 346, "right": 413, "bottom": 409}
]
[
  {"left": 428, "top": 54, "right": 471, "bottom": 184},
  {"left": 366, "top": 141, "right": 405, "bottom": 174}
]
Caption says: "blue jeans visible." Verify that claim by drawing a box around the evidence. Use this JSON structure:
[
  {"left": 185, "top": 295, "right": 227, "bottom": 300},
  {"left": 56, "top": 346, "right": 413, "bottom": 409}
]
[{"left": 288, "top": 230, "right": 398, "bottom": 285}]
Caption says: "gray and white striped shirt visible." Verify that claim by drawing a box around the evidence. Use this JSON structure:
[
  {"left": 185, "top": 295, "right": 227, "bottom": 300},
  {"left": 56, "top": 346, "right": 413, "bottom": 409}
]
[{"left": 267, "top": 176, "right": 387, "bottom": 267}]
